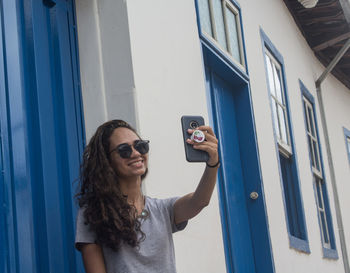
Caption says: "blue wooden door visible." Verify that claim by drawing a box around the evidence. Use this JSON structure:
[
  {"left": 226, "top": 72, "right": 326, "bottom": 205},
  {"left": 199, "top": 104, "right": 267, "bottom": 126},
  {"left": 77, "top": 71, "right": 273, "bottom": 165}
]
[
  {"left": 206, "top": 68, "right": 255, "bottom": 273},
  {"left": 0, "top": 124, "right": 6, "bottom": 273},
  {"left": 29, "top": 0, "right": 85, "bottom": 272},
  {"left": 204, "top": 54, "right": 274, "bottom": 273},
  {"left": 0, "top": 0, "right": 85, "bottom": 272}
]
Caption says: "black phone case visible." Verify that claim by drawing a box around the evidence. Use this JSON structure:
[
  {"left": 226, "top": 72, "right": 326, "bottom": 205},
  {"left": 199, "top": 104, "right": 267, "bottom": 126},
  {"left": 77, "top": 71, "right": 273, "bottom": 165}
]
[{"left": 181, "top": 115, "right": 209, "bottom": 162}]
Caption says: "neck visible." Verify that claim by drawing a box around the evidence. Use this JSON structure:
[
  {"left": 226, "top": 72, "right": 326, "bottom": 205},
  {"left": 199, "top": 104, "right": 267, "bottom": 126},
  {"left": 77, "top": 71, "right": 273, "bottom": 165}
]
[{"left": 119, "top": 176, "right": 143, "bottom": 205}]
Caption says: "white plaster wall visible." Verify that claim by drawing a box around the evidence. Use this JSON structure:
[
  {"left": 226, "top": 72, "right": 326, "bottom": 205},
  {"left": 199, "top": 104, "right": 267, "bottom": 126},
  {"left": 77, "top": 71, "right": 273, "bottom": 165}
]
[
  {"left": 75, "top": 0, "right": 226, "bottom": 272},
  {"left": 75, "top": 0, "right": 107, "bottom": 138},
  {"left": 241, "top": 0, "right": 350, "bottom": 272},
  {"left": 321, "top": 75, "right": 350, "bottom": 266},
  {"left": 75, "top": 0, "right": 350, "bottom": 272},
  {"left": 75, "top": 0, "right": 139, "bottom": 139},
  {"left": 125, "top": 1, "right": 226, "bottom": 272}
]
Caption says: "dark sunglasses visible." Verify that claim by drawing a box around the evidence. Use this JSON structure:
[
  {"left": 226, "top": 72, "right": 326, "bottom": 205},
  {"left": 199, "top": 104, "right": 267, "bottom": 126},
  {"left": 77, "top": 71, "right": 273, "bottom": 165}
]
[{"left": 109, "top": 140, "right": 150, "bottom": 158}]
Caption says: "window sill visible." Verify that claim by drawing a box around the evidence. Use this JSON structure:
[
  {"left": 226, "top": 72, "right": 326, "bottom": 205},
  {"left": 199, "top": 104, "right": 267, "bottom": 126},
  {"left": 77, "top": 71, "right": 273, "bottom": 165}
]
[
  {"left": 289, "top": 235, "right": 310, "bottom": 253},
  {"left": 323, "top": 247, "right": 338, "bottom": 260}
]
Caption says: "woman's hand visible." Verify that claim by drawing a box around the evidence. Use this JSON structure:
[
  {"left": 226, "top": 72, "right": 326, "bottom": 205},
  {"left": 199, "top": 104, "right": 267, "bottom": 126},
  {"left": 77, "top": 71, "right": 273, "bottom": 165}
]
[{"left": 186, "top": 125, "right": 219, "bottom": 166}]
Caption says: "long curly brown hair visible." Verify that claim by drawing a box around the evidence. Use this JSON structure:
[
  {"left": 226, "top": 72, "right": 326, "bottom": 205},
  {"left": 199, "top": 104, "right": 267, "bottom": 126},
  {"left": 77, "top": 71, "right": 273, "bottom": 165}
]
[{"left": 76, "top": 120, "right": 147, "bottom": 251}]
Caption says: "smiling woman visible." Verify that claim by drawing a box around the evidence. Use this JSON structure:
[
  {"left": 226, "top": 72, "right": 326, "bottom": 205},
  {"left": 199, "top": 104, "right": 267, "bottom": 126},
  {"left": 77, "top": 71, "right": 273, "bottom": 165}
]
[
  {"left": 75, "top": 119, "right": 220, "bottom": 273},
  {"left": 108, "top": 128, "right": 149, "bottom": 180}
]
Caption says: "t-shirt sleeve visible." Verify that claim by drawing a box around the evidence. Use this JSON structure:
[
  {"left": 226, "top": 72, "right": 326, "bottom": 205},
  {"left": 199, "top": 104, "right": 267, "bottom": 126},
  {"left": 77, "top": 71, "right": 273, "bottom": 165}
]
[
  {"left": 75, "top": 207, "right": 97, "bottom": 251},
  {"left": 163, "top": 197, "right": 188, "bottom": 233}
]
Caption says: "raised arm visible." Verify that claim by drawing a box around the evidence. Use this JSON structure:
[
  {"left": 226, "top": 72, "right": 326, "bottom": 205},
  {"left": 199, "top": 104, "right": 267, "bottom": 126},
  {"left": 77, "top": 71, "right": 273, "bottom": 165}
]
[{"left": 174, "top": 125, "right": 220, "bottom": 225}]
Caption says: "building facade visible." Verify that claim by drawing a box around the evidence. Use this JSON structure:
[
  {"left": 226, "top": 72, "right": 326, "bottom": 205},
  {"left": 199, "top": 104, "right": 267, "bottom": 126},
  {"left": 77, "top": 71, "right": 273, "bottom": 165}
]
[{"left": 1, "top": 0, "right": 350, "bottom": 273}]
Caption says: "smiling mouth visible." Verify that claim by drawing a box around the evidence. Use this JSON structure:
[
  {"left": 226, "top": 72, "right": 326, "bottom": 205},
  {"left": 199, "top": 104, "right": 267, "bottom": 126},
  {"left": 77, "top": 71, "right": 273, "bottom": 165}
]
[{"left": 128, "top": 159, "right": 144, "bottom": 166}]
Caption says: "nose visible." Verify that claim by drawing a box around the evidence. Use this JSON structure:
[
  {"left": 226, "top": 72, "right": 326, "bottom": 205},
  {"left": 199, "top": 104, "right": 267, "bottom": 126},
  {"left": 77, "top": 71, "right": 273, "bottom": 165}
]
[{"left": 130, "top": 145, "right": 141, "bottom": 157}]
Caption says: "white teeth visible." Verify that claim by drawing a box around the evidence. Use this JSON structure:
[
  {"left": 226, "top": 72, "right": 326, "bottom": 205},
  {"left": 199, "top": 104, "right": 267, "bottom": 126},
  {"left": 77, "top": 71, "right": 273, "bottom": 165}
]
[{"left": 129, "top": 160, "right": 143, "bottom": 166}]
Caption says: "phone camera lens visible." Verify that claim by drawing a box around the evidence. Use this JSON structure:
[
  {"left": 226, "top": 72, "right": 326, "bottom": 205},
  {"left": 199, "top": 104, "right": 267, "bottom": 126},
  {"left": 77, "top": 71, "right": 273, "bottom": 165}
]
[{"left": 190, "top": 121, "right": 199, "bottom": 129}]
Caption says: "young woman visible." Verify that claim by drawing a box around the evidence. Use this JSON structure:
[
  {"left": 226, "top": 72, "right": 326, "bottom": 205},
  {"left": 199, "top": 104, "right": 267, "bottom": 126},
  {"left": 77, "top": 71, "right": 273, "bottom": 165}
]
[{"left": 75, "top": 119, "right": 219, "bottom": 273}]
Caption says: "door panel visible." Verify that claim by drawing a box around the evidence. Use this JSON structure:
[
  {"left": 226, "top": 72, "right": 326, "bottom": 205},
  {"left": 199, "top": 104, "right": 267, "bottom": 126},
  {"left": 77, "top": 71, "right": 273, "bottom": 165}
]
[
  {"left": 0, "top": 124, "right": 6, "bottom": 273},
  {"left": 30, "top": 1, "right": 84, "bottom": 272},
  {"left": 206, "top": 67, "right": 256, "bottom": 273},
  {"left": 203, "top": 40, "right": 275, "bottom": 272}
]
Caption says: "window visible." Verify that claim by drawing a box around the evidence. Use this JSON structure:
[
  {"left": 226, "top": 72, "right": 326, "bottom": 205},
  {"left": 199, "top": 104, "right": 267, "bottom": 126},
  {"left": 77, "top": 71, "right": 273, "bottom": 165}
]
[
  {"left": 261, "top": 29, "right": 309, "bottom": 252},
  {"left": 301, "top": 81, "right": 337, "bottom": 258},
  {"left": 303, "top": 98, "right": 323, "bottom": 176},
  {"left": 344, "top": 127, "right": 350, "bottom": 166},
  {"left": 197, "top": 0, "right": 245, "bottom": 68},
  {"left": 347, "top": 137, "right": 350, "bottom": 162},
  {"left": 265, "top": 50, "right": 291, "bottom": 157}
]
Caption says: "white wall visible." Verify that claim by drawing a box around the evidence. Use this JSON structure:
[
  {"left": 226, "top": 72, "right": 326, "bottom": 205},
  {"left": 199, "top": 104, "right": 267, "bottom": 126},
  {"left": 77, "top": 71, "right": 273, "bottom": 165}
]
[
  {"left": 321, "top": 75, "right": 350, "bottom": 263},
  {"left": 75, "top": 0, "right": 350, "bottom": 272},
  {"left": 125, "top": 1, "right": 226, "bottom": 272},
  {"left": 241, "top": 0, "right": 350, "bottom": 272},
  {"left": 75, "top": 0, "right": 226, "bottom": 272},
  {"left": 75, "top": 0, "right": 139, "bottom": 139}
]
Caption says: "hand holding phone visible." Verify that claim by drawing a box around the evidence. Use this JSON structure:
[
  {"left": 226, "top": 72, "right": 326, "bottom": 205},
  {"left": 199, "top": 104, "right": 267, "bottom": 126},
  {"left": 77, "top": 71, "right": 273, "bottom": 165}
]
[{"left": 181, "top": 116, "right": 209, "bottom": 162}]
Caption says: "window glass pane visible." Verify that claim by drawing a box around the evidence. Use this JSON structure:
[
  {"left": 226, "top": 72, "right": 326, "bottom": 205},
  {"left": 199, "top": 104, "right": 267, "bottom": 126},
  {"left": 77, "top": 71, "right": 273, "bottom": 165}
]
[
  {"left": 303, "top": 101, "right": 311, "bottom": 133},
  {"left": 308, "top": 135, "right": 316, "bottom": 168},
  {"left": 279, "top": 154, "right": 306, "bottom": 239},
  {"left": 313, "top": 139, "right": 321, "bottom": 171},
  {"left": 320, "top": 210, "right": 329, "bottom": 244},
  {"left": 316, "top": 179, "right": 324, "bottom": 209},
  {"left": 265, "top": 55, "right": 276, "bottom": 98},
  {"left": 347, "top": 137, "right": 350, "bottom": 156},
  {"left": 273, "top": 64, "right": 283, "bottom": 103},
  {"left": 271, "top": 100, "right": 280, "bottom": 139},
  {"left": 315, "top": 178, "right": 330, "bottom": 246},
  {"left": 212, "top": 0, "right": 227, "bottom": 50},
  {"left": 278, "top": 105, "right": 288, "bottom": 145},
  {"left": 225, "top": 7, "right": 241, "bottom": 63},
  {"left": 307, "top": 106, "right": 316, "bottom": 137},
  {"left": 198, "top": 0, "right": 213, "bottom": 36}
]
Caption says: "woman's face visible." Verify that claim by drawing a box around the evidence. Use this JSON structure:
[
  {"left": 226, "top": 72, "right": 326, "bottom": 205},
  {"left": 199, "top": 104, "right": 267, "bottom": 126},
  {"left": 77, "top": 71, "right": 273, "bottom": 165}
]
[{"left": 108, "top": 127, "right": 148, "bottom": 179}]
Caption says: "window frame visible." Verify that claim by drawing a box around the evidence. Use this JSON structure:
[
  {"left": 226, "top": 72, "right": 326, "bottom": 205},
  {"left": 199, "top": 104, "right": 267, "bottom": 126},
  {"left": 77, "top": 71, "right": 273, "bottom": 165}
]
[
  {"left": 260, "top": 29, "right": 309, "bottom": 253},
  {"left": 303, "top": 97, "right": 323, "bottom": 178},
  {"left": 300, "top": 80, "right": 338, "bottom": 259},
  {"left": 265, "top": 49, "right": 292, "bottom": 157},
  {"left": 344, "top": 127, "right": 350, "bottom": 166},
  {"left": 197, "top": 0, "right": 246, "bottom": 71}
]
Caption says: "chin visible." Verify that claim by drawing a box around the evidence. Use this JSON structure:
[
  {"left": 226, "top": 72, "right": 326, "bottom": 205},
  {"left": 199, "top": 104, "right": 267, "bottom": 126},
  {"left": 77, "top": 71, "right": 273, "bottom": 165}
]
[
  {"left": 137, "top": 168, "right": 147, "bottom": 176},
  {"left": 129, "top": 167, "right": 147, "bottom": 177}
]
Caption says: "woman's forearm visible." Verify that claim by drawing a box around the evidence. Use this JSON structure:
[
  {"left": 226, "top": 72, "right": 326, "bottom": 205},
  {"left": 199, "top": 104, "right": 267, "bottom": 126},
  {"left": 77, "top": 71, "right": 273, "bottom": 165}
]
[
  {"left": 174, "top": 125, "right": 219, "bottom": 224},
  {"left": 191, "top": 165, "right": 219, "bottom": 208}
]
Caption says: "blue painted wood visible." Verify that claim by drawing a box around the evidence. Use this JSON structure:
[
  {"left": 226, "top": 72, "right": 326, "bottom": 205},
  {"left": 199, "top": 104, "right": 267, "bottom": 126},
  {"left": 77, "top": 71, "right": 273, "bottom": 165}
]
[
  {"left": 344, "top": 127, "right": 350, "bottom": 165},
  {"left": 0, "top": 4, "right": 8, "bottom": 273},
  {"left": 30, "top": 2, "right": 68, "bottom": 272},
  {"left": 205, "top": 61, "right": 275, "bottom": 273},
  {"left": 210, "top": 71, "right": 256, "bottom": 273},
  {"left": 260, "top": 28, "right": 310, "bottom": 253},
  {"left": 28, "top": 0, "right": 85, "bottom": 271},
  {"left": 300, "top": 81, "right": 338, "bottom": 259},
  {"left": 204, "top": 67, "right": 234, "bottom": 273},
  {"left": 233, "top": 82, "right": 276, "bottom": 271},
  {"left": 196, "top": 2, "right": 275, "bottom": 272},
  {"left": 195, "top": 0, "right": 249, "bottom": 80},
  {"left": 0, "top": 0, "right": 85, "bottom": 272},
  {"left": 0, "top": 120, "right": 6, "bottom": 273},
  {"left": 1, "top": 1, "right": 38, "bottom": 272}
]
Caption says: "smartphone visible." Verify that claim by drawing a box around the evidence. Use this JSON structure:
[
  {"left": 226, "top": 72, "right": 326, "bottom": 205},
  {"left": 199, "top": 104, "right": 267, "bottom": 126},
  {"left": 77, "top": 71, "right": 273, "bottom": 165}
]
[{"left": 181, "top": 115, "right": 209, "bottom": 162}]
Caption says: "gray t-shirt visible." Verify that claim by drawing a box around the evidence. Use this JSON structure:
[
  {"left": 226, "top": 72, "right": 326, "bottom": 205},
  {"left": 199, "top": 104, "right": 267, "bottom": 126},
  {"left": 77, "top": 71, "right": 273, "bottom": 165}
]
[{"left": 75, "top": 196, "right": 187, "bottom": 273}]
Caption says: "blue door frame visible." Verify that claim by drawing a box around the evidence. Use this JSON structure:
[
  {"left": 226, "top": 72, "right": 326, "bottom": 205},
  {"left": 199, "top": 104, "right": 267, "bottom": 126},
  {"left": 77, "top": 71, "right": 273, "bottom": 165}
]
[
  {"left": 0, "top": 1, "right": 85, "bottom": 272},
  {"left": 198, "top": 21, "right": 275, "bottom": 273}
]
